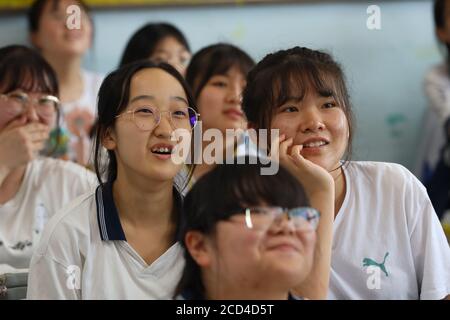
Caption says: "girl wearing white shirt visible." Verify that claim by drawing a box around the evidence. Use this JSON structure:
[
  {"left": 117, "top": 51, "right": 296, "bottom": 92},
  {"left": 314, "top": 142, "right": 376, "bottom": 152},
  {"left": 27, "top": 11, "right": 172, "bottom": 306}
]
[
  {"left": 0, "top": 45, "right": 96, "bottom": 273},
  {"left": 28, "top": 0, "right": 104, "bottom": 165},
  {"left": 27, "top": 61, "right": 199, "bottom": 299},
  {"left": 243, "top": 46, "right": 450, "bottom": 300}
]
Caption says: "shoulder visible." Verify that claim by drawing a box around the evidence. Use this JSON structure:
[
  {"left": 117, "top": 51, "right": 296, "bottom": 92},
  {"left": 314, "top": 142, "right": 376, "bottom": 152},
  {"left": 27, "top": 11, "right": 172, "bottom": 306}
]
[
  {"left": 33, "top": 190, "right": 97, "bottom": 260},
  {"left": 346, "top": 161, "right": 423, "bottom": 191},
  {"left": 347, "top": 160, "right": 413, "bottom": 178},
  {"left": 30, "top": 158, "right": 97, "bottom": 189},
  {"left": 424, "top": 64, "right": 450, "bottom": 86}
]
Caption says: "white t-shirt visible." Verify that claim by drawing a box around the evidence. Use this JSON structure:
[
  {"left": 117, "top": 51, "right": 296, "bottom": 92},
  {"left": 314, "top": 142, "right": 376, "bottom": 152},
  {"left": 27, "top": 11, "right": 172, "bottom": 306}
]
[
  {"left": 50, "top": 69, "right": 104, "bottom": 164},
  {"left": 0, "top": 158, "right": 97, "bottom": 271},
  {"left": 26, "top": 182, "right": 185, "bottom": 300},
  {"left": 329, "top": 161, "right": 450, "bottom": 300}
]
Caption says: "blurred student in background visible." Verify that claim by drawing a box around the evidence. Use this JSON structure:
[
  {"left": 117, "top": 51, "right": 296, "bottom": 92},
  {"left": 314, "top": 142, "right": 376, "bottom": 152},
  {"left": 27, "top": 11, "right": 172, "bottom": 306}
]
[
  {"left": 422, "top": 0, "right": 450, "bottom": 220},
  {"left": 185, "top": 43, "right": 255, "bottom": 180},
  {"left": 28, "top": 0, "right": 104, "bottom": 166},
  {"left": 119, "top": 22, "right": 191, "bottom": 76}
]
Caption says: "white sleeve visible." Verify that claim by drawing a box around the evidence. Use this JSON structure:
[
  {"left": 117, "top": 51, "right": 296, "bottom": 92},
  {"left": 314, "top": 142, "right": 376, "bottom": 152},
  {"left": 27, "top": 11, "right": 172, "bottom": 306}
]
[
  {"left": 407, "top": 176, "right": 450, "bottom": 300},
  {"left": 27, "top": 254, "right": 81, "bottom": 300},
  {"left": 424, "top": 70, "right": 450, "bottom": 122}
]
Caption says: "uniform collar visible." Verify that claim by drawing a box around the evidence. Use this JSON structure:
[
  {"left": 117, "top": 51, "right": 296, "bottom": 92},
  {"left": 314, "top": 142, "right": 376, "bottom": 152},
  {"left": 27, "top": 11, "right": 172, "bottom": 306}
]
[{"left": 95, "top": 181, "right": 183, "bottom": 241}]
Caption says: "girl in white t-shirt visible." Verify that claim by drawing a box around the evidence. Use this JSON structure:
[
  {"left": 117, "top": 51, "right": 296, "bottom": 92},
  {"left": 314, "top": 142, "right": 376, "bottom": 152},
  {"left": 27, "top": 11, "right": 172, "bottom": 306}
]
[
  {"left": 0, "top": 45, "right": 96, "bottom": 272},
  {"left": 27, "top": 61, "right": 199, "bottom": 299},
  {"left": 243, "top": 46, "right": 450, "bottom": 300},
  {"left": 28, "top": 0, "right": 104, "bottom": 166}
]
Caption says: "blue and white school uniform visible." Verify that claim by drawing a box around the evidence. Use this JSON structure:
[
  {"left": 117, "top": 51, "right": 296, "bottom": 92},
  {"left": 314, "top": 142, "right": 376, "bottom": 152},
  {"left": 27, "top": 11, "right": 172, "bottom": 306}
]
[{"left": 26, "top": 182, "right": 185, "bottom": 299}]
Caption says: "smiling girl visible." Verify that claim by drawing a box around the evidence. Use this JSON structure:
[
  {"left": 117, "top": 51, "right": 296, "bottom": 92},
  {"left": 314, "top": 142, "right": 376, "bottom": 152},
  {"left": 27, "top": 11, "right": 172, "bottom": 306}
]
[
  {"left": 27, "top": 60, "right": 199, "bottom": 299},
  {"left": 243, "top": 46, "right": 450, "bottom": 300}
]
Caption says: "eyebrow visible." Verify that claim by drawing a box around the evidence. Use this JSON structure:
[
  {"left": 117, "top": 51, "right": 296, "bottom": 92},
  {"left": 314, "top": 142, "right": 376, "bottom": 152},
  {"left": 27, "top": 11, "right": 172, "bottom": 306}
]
[{"left": 129, "top": 95, "right": 188, "bottom": 105}]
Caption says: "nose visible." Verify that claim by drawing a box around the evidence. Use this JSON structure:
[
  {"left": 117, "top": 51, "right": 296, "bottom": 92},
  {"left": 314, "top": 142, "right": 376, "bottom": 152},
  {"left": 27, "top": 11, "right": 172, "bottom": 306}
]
[
  {"left": 23, "top": 101, "right": 40, "bottom": 123},
  {"left": 298, "top": 107, "right": 325, "bottom": 133},
  {"left": 153, "top": 111, "right": 173, "bottom": 139},
  {"left": 225, "top": 83, "right": 242, "bottom": 105},
  {"left": 269, "top": 213, "right": 296, "bottom": 235}
]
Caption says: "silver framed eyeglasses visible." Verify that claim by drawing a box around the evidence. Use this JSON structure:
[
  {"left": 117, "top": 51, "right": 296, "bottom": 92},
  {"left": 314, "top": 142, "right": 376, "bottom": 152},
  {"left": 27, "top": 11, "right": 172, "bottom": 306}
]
[
  {"left": 230, "top": 206, "right": 320, "bottom": 231},
  {"left": 115, "top": 105, "right": 199, "bottom": 131},
  {"left": 0, "top": 91, "right": 60, "bottom": 119}
]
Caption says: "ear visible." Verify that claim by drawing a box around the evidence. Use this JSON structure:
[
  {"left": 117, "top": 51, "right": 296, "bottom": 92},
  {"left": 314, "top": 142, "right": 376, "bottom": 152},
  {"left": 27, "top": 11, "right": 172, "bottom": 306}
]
[
  {"left": 184, "top": 231, "right": 212, "bottom": 268},
  {"left": 437, "top": 27, "right": 449, "bottom": 43},
  {"left": 102, "top": 127, "right": 117, "bottom": 151},
  {"left": 30, "top": 32, "right": 41, "bottom": 49}
]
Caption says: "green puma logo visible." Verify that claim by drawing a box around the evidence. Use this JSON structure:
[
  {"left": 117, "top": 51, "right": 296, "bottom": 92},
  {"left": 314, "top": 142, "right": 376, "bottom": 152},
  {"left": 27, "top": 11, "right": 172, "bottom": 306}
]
[{"left": 362, "top": 252, "right": 389, "bottom": 277}]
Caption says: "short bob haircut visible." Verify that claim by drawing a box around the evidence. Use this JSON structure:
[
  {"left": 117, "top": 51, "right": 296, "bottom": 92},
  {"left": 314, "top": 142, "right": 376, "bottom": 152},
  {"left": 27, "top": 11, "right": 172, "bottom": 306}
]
[
  {"left": 119, "top": 23, "right": 190, "bottom": 68},
  {"left": 174, "top": 156, "right": 310, "bottom": 299},
  {"left": 242, "top": 46, "right": 354, "bottom": 161},
  {"left": 185, "top": 43, "right": 255, "bottom": 100},
  {"left": 93, "top": 60, "right": 197, "bottom": 189}
]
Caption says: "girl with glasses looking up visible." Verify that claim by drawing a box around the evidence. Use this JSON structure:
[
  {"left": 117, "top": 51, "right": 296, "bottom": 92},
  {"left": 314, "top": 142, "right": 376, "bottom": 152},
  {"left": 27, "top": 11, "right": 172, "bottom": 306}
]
[{"left": 27, "top": 60, "right": 199, "bottom": 299}]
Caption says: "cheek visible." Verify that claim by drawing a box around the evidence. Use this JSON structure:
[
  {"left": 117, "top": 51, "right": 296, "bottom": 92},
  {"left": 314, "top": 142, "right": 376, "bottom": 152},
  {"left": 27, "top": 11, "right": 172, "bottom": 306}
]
[
  {"left": 271, "top": 115, "right": 298, "bottom": 138},
  {"left": 216, "top": 228, "right": 262, "bottom": 260},
  {"left": 328, "top": 111, "right": 349, "bottom": 144},
  {"left": 0, "top": 110, "right": 17, "bottom": 130},
  {"left": 297, "top": 230, "right": 316, "bottom": 255},
  {"left": 115, "top": 125, "right": 148, "bottom": 156},
  {"left": 198, "top": 89, "right": 224, "bottom": 119}
]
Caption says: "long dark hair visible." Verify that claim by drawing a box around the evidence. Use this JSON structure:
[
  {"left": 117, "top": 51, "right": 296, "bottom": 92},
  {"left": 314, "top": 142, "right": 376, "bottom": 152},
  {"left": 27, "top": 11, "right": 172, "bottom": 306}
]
[
  {"left": 185, "top": 43, "right": 255, "bottom": 100},
  {"left": 174, "top": 157, "right": 310, "bottom": 299},
  {"left": 93, "top": 60, "right": 197, "bottom": 189},
  {"left": 434, "top": 0, "right": 450, "bottom": 73},
  {"left": 242, "top": 46, "right": 354, "bottom": 164},
  {"left": 119, "top": 23, "right": 190, "bottom": 68}
]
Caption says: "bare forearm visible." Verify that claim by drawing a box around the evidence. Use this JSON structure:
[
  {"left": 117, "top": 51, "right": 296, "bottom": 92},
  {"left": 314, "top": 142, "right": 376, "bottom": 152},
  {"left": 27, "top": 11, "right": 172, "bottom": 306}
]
[{"left": 294, "top": 189, "right": 334, "bottom": 299}]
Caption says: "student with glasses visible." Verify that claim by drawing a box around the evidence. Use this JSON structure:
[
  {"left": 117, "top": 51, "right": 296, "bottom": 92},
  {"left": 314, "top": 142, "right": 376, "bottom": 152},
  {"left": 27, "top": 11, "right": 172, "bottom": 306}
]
[
  {"left": 27, "top": 60, "right": 199, "bottom": 299},
  {"left": 175, "top": 158, "right": 324, "bottom": 300},
  {"left": 0, "top": 45, "right": 96, "bottom": 273}
]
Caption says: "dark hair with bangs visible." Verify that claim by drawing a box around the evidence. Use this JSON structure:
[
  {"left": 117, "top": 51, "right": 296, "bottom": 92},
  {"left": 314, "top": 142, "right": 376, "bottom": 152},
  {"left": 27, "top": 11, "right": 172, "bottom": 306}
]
[
  {"left": 174, "top": 156, "right": 309, "bottom": 299},
  {"left": 28, "top": 0, "right": 92, "bottom": 34},
  {"left": 0, "top": 45, "right": 61, "bottom": 155},
  {"left": 243, "top": 46, "right": 354, "bottom": 162},
  {"left": 119, "top": 23, "right": 190, "bottom": 68},
  {"left": 434, "top": 0, "right": 450, "bottom": 74},
  {"left": 94, "top": 60, "right": 197, "bottom": 189},
  {"left": 185, "top": 43, "right": 255, "bottom": 100},
  {"left": 0, "top": 45, "right": 58, "bottom": 95}
]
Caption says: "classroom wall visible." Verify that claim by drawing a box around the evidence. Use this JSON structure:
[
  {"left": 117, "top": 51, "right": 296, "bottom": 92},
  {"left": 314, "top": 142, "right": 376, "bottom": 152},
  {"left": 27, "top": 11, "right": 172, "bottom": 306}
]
[{"left": 0, "top": 0, "right": 440, "bottom": 172}]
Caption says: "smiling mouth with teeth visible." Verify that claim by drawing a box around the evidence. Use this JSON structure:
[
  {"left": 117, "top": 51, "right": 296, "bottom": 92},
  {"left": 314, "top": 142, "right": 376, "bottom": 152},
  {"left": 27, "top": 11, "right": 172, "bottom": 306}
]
[
  {"left": 151, "top": 147, "right": 173, "bottom": 154},
  {"left": 303, "top": 141, "right": 328, "bottom": 148}
]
